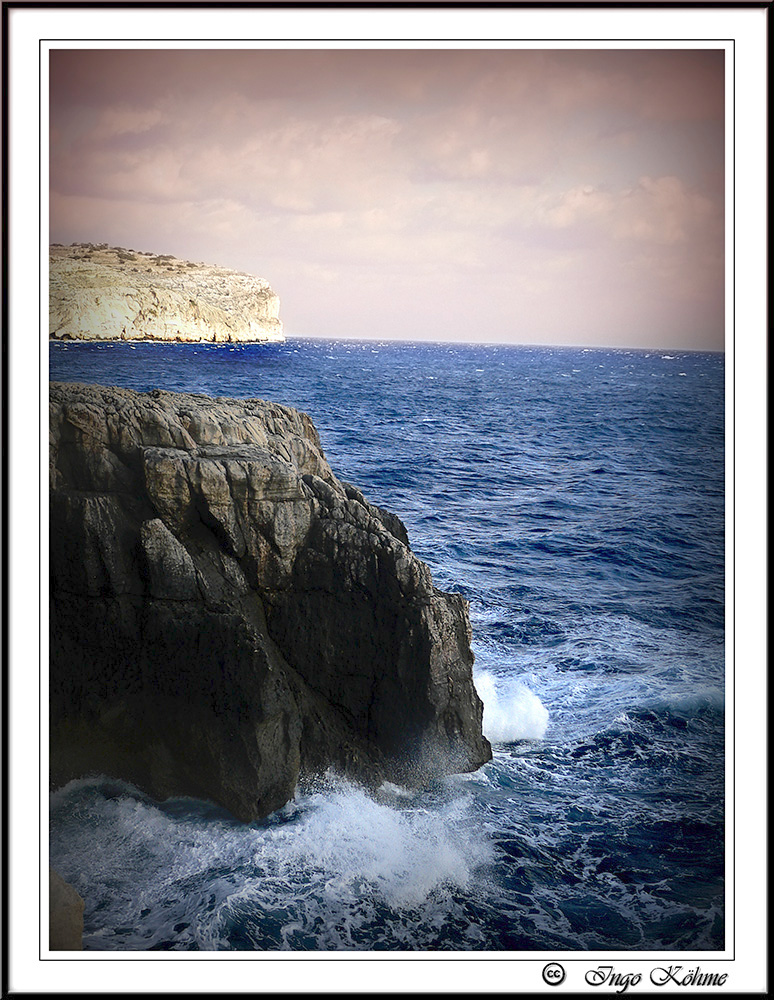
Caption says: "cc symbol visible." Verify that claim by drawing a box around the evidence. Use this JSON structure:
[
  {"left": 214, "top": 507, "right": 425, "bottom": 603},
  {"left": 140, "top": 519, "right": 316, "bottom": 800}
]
[{"left": 542, "top": 962, "right": 566, "bottom": 986}]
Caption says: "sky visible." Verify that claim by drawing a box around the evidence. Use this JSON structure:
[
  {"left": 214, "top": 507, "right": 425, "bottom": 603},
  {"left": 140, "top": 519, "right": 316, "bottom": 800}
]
[{"left": 49, "top": 48, "right": 725, "bottom": 350}]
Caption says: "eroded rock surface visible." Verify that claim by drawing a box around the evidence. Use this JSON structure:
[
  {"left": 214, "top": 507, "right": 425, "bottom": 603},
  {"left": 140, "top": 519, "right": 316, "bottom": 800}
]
[
  {"left": 50, "top": 382, "right": 491, "bottom": 820},
  {"left": 49, "top": 244, "right": 284, "bottom": 343}
]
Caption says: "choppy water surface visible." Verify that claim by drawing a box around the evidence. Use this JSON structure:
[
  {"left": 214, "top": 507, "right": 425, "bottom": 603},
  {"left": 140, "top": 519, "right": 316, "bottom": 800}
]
[{"left": 49, "top": 338, "right": 725, "bottom": 951}]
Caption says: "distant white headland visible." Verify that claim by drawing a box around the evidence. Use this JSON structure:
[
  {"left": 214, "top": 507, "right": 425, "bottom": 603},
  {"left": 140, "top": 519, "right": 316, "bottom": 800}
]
[{"left": 49, "top": 243, "right": 284, "bottom": 344}]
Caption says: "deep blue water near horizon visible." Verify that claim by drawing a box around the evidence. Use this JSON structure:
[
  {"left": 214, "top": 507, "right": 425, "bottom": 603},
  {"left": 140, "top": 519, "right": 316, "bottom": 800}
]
[{"left": 49, "top": 337, "right": 725, "bottom": 952}]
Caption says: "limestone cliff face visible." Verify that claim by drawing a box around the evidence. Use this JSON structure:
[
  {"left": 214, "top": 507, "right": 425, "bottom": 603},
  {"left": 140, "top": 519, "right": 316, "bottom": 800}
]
[
  {"left": 49, "top": 244, "right": 284, "bottom": 343},
  {"left": 49, "top": 382, "right": 491, "bottom": 821}
]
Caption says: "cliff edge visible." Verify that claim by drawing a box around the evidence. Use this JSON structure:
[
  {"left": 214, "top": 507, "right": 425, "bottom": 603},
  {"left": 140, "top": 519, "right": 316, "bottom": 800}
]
[
  {"left": 49, "top": 382, "right": 491, "bottom": 821},
  {"left": 49, "top": 244, "right": 284, "bottom": 343}
]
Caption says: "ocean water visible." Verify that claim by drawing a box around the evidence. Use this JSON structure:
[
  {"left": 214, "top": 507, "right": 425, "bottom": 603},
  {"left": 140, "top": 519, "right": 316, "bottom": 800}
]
[{"left": 49, "top": 338, "right": 725, "bottom": 952}]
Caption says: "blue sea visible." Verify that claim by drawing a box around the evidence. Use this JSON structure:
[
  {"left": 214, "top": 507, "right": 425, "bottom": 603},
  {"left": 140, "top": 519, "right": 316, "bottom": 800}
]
[{"left": 49, "top": 338, "right": 725, "bottom": 952}]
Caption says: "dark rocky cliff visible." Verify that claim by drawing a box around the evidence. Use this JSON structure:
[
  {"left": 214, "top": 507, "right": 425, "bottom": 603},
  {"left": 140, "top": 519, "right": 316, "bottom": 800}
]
[{"left": 49, "top": 382, "right": 491, "bottom": 821}]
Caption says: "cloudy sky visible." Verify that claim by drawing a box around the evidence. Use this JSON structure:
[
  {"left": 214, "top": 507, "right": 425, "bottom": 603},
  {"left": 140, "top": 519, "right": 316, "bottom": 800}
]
[{"left": 49, "top": 47, "right": 725, "bottom": 350}]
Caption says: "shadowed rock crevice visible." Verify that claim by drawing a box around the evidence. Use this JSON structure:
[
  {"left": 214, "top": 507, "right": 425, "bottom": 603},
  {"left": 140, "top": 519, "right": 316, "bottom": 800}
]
[{"left": 50, "top": 382, "right": 491, "bottom": 821}]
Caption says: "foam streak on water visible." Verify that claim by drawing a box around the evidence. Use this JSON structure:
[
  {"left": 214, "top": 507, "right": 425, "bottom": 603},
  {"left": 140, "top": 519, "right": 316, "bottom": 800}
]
[{"left": 49, "top": 339, "right": 725, "bottom": 950}]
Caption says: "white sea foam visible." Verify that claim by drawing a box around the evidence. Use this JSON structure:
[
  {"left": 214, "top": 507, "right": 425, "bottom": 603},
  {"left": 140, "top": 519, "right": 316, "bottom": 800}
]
[
  {"left": 269, "top": 782, "right": 490, "bottom": 910},
  {"left": 50, "top": 773, "right": 492, "bottom": 950},
  {"left": 474, "top": 670, "right": 549, "bottom": 742}
]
